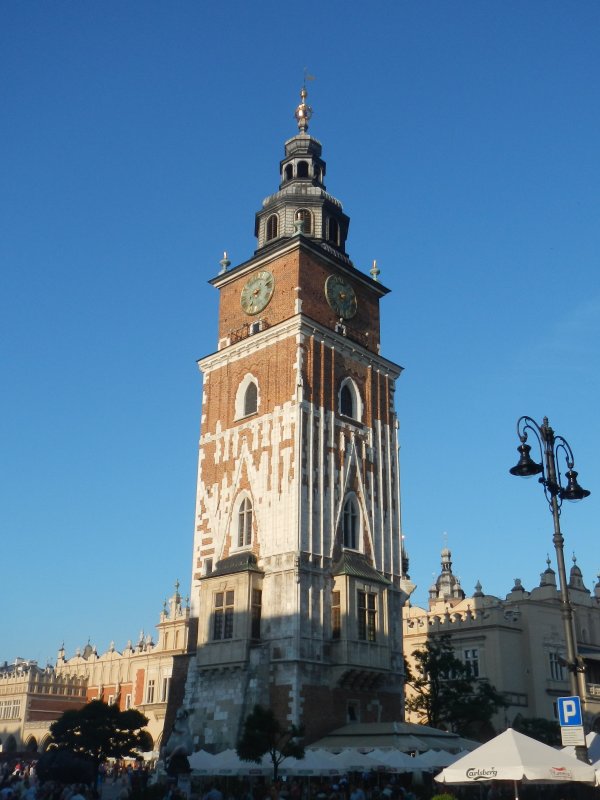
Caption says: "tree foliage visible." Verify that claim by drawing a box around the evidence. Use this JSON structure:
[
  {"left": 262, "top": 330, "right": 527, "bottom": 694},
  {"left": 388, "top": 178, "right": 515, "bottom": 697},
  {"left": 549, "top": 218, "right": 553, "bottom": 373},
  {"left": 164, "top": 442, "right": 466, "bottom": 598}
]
[
  {"left": 512, "top": 714, "right": 561, "bottom": 746},
  {"left": 237, "top": 704, "right": 304, "bottom": 781},
  {"left": 405, "top": 634, "right": 506, "bottom": 739},
  {"left": 36, "top": 748, "right": 95, "bottom": 784},
  {"left": 49, "top": 700, "right": 152, "bottom": 771}
]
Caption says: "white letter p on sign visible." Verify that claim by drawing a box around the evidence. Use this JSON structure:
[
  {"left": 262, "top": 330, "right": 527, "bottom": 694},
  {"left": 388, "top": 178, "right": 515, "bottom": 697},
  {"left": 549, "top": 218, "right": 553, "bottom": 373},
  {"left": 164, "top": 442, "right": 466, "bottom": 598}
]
[{"left": 563, "top": 699, "right": 577, "bottom": 723}]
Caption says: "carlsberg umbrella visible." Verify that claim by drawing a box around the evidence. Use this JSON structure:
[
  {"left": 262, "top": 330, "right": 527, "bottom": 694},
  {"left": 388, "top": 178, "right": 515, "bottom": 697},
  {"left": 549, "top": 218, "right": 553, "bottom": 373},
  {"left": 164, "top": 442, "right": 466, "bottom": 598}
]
[{"left": 435, "top": 728, "right": 594, "bottom": 800}]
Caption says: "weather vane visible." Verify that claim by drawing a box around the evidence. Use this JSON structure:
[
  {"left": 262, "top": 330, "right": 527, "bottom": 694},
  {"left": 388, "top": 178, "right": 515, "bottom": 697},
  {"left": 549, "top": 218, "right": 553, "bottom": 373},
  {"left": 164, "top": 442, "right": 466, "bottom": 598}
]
[{"left": 303, "top": 67, "right": 316, "bottom": 87}]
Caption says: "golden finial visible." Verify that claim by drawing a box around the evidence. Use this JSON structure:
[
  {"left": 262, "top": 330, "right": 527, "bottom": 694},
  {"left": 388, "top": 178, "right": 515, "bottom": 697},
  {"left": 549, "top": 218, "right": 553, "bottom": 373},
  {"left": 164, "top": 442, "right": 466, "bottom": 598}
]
[{"left": 294, "top": 84, "right": 313, "bottom": 133}]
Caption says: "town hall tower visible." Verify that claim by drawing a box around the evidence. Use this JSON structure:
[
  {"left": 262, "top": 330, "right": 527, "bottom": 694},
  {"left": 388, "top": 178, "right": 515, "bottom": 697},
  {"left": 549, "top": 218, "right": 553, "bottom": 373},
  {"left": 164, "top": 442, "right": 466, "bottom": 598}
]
[{"left": 183, "top": 89, "right": 411, "bottom": 750}]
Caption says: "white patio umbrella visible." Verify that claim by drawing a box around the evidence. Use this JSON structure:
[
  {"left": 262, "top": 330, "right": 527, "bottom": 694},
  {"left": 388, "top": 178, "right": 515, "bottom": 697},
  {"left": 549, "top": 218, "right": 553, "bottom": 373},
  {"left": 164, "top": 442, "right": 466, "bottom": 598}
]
[
  {"left": 436, "top": 728, "right": 595, "bottom": 800},
  {"left": 188, "top": 749, "right": 217, "bottom": 774},
  {"left": 562, "top": 730, "right": 600, "bottom": 762},
  {"left": 210, "top": 748, "right": 272, "bottom": 776},
  {"left": 412, "top": 749, "right": 457, "bottom": 769},
  {"left": 593, "top": 758, "right": 600, "bottom": 787},
  {"left": 332, "top": 749, "right": 386, "bottom": 772},
  {"left": 369, "top": 749, "right": 417, "bottom": 773},
  {"left": 281, "top": 749, "right": 341, "bottom": 775}
]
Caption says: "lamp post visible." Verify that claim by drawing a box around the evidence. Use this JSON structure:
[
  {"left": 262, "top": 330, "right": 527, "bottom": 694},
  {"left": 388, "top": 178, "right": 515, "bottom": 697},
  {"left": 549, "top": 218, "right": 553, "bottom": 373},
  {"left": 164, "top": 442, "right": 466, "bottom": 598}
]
[{"left": 509, "top": 415, "right": 590, "bottom": 762}]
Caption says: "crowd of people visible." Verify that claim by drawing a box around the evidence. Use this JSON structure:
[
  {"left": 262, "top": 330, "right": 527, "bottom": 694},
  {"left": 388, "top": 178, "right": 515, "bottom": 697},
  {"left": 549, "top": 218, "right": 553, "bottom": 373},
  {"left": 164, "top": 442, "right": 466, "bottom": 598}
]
[
  {"left": 1, "top": 758, "right": 427, "bottom": 800},
  {"left": 0, "top": 759, "right": 155, "bottom": 800},
  {"left": 195, "top": 776, "right": 422, "bottom": 800}
]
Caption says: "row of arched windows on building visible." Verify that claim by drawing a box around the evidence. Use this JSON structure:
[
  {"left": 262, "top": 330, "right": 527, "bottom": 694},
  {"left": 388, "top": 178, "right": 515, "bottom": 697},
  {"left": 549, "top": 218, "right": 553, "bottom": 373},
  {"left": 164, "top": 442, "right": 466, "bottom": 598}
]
[
  {"left": 237, "top": 375, "right": 361, "bottom": 422},
  {"left": 283, "top": 160, "right": 323, "bottom": 183},
  {"left": 230, "top": 492, "right": 360, "bottom": 552},
  {"left": 265, "top": 210, "right": 340, "bottom": 245}
]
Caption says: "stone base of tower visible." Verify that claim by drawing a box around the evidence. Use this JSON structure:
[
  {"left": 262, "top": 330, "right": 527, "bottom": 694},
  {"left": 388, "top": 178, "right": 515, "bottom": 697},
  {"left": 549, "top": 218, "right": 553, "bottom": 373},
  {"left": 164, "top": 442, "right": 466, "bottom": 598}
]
[{"left": 181, "top": 652, "right": 404, "bottom": 752}]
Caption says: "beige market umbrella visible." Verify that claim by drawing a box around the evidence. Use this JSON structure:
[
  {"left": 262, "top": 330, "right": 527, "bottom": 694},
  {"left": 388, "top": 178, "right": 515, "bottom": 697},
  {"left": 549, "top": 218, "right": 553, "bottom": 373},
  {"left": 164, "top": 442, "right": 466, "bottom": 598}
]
[{"left": 436, "top": 728, "right": 595, "bottom": 800}]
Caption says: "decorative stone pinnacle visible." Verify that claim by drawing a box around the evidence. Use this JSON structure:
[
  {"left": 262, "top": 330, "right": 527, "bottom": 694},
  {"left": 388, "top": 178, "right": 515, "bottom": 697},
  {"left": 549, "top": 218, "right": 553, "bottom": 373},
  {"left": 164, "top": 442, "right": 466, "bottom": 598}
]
[
  {"left": 219, "top": 251, "right": 231, "bottom": 274},
  {"left": 295, "top": 86, "right": 312, "bottom": 133},
  {"left": 370, "top": 259, "right": 380, "bottom": 281}
]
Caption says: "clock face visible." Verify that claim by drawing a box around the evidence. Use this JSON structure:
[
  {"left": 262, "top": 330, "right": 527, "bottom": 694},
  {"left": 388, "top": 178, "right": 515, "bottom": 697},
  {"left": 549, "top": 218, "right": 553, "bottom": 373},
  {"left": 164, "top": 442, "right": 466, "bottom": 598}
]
[
  {"left": 240, "top": 271, "right": 275, "bottom": 315},
  {"left": 325, "top": 274, "right": 357, "bottom": 320}
]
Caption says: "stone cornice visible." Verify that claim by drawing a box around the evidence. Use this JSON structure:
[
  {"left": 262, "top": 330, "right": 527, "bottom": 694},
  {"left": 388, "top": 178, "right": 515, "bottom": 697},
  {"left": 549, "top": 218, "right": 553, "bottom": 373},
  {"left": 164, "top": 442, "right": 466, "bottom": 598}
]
[
  {"left": 209, "top": 237, "right": 390, "bottom": 297},
  {"left": 198, "top": 315, "right": 403, "bottom": 377}
]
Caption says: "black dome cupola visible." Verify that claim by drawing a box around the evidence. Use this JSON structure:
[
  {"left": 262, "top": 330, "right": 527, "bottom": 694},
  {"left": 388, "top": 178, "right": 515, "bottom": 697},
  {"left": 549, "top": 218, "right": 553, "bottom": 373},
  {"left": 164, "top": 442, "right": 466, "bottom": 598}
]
[{"left": 254, "top": 87, "right": 350, "bottom": 256}]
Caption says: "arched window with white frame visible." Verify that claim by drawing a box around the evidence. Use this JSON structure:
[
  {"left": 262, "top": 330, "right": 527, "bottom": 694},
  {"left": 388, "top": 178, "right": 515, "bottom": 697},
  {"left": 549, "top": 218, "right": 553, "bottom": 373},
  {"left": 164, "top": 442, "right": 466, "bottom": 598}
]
[
  {"left": 235, "top": 373, "right": 260, "bottom": 420},
  {"left": 338, "top": 378, "right": 362, "bottom": 422},
  {"left": 342, "top": 496, "right": 360, "bottom": 550}
]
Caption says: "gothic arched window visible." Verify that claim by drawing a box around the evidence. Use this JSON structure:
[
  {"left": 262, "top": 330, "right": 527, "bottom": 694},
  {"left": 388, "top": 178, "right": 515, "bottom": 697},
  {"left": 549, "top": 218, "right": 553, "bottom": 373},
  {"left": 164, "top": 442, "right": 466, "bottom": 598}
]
[
  {"left": 295, "top": 209, "right": 312, "bottom": 235},
  {"left": 266, "top": 214, "right": 278, "bottom": 241},
  {"left": 297, "top": 160, "right": 309, "bottom": 178},
  {"left": 339, "top": 379, "right": 361, "bottom": 421},
  {"left": 235, "top": 373, "right": 259, "bottom": 420},
  {"left": 244, "top": 381, "right": 258, "bottom": 416},
  {"left": 343, "top": 497, "right": 359, "bottom": 550},
  {"left": 340, "top": 384, "right": 353, "bottom": 417},
  {"left": 238, "top": 496, "right": 253, "bottom": 547}
]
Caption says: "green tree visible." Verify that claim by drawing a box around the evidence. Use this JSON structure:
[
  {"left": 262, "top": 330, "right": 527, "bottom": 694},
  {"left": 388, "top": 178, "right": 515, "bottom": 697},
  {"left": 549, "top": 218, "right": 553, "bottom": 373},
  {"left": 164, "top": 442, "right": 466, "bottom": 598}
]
[
  {"left": 512, "top": 714, "right": 561, "bottom": 746},
  {"left": 405, "top": 634, "right": 505, "bottom": 739},
  {"left": 237, "top": 704, "right": 304, "bottom": 781},
  {"left": 36, "top": 748, "right": 95, "bottom": 785},
  {"left": 49, "top": 700, "right": 152, "bottom": 779}
]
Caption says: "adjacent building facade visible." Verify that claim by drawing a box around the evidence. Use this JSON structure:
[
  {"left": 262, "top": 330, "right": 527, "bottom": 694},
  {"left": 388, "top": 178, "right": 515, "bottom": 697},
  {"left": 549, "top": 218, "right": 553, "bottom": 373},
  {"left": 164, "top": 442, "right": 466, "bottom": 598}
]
[
  {"left": 181, "top": 88, "right": 413, "bottom": 751},
  {"left": 403, "top": 548, "right": 600, "bottom": 733},
  {"left": 1, "top": 584, "right": 196, "bottom": 755},
  {"left": 0, "top": 660, "right": 87, "bottom": 754}
]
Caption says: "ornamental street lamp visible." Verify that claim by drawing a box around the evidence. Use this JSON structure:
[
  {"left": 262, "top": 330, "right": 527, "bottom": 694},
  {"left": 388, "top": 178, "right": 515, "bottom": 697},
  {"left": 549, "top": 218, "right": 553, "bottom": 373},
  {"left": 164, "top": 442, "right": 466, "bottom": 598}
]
[{"left": 510, "top": 415, "right": 590, "bottom": 762}]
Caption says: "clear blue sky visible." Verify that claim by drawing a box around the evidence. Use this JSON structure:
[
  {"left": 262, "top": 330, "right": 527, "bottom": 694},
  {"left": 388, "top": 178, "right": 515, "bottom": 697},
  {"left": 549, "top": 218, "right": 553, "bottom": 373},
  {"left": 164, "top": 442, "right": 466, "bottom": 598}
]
[{"left": 2, "top": 1, "right": 599, "bottom": 664}]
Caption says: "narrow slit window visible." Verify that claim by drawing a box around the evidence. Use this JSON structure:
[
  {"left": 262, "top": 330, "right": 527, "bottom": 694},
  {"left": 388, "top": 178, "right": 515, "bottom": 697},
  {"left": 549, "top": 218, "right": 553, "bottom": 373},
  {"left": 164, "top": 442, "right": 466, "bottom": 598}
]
[
  {"left": 328, "top": 218, "right": 339, "bottom": 245},
  {"left": 343, "top": 498, "right": 359, "bottom": 549},
  {"left": 266, "top": 215, "right": 278, "bottom": 241},
  {"left": 238, "top": 497, "right": 253, "bottom": 547},
  {"left": 332, "top": 591, "right": 341, "bottom": 640}
]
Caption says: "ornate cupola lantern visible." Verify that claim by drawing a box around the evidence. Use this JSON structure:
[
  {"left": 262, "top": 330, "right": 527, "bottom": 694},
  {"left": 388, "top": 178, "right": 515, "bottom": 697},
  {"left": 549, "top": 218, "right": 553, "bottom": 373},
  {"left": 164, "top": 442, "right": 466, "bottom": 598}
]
[{"left": 255, "top": 87, "right": 350, "bottom": 255}]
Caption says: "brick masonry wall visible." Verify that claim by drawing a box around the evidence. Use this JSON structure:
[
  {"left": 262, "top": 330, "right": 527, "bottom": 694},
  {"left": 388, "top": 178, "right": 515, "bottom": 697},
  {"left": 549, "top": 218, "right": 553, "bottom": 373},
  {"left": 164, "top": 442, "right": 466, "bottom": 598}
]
[{"left": 216, "top": 243, "right": 382, "bottom": 354}]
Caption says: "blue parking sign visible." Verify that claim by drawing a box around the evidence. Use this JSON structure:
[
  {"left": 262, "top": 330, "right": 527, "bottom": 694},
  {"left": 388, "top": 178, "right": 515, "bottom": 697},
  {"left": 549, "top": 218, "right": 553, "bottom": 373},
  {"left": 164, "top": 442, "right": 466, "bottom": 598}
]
[{"left": 557, "top": 696, "right": 582, "bottom": 726}]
